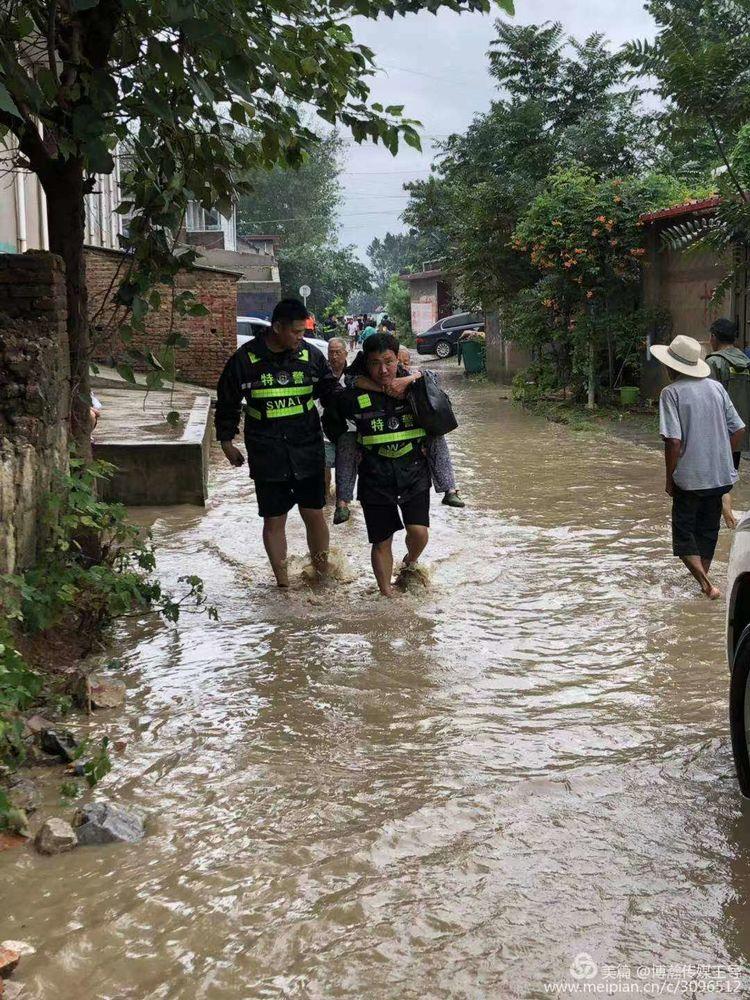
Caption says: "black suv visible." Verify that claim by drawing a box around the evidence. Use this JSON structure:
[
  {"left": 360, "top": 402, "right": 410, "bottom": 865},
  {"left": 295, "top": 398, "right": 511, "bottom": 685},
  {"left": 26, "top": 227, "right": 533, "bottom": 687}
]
[{"left": 415, "top": 312, "right": 484, "bottom": 358}]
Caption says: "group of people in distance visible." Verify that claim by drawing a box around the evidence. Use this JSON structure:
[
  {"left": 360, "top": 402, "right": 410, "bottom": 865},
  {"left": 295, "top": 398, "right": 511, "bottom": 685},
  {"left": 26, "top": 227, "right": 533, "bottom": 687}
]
[{"left": 215, "top": 298, "right": 464, "bottom": 596}]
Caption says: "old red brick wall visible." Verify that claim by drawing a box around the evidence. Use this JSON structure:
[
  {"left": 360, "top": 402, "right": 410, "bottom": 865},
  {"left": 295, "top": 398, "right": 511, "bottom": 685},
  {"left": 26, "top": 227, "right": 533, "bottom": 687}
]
[{"left": 86, "top": 246, "right": 239, "bottom": 387}]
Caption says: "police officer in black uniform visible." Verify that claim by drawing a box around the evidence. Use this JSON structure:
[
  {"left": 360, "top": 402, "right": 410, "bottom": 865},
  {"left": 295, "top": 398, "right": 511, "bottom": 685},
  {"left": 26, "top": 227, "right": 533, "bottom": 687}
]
[
  {"left": 215, "top": 298, "right": 341, "bottom": 587},
  {"left": 328, "top": 332, "right": 431, "bottom": 596}
]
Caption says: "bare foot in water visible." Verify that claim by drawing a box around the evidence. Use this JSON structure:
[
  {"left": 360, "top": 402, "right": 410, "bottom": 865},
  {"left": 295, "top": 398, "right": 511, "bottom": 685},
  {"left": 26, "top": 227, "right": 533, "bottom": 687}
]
[
  {"left": 702, "top": 582, "right": 721, "bottom": 600},
  {"left": 724, "top": 511, "right": 738, "bottom": 530}
]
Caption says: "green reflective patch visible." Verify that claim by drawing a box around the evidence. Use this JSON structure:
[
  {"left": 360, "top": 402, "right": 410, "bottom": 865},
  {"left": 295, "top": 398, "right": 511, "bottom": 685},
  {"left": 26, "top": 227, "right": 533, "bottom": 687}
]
[
  {"left": 360, "top": 428, "right": 427, "bottom": 446},
  {"left": 251, "top": 385, "right": 313, "bottom": 398},
  {"left": 267, "top": 403, "right": 305, "bottom": 419},
  {"left": 357, "top": 393, "right": 372, "bottom": 409}
]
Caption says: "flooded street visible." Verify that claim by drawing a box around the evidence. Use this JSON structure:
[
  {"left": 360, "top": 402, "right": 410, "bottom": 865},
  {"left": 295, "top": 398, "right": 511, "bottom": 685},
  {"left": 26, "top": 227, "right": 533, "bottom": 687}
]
[{"left": 5, "top": 365, "right": 750, "bottom": 998}]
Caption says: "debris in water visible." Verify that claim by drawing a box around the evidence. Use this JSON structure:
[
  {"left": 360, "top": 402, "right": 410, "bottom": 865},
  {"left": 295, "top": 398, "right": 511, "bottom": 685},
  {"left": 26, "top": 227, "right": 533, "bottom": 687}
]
[
  {"left": 298, "top": 546, "right": 356, "bottom": 585},
  {"left": 394, "top": 561, "right": 431, "bottom": 594}
]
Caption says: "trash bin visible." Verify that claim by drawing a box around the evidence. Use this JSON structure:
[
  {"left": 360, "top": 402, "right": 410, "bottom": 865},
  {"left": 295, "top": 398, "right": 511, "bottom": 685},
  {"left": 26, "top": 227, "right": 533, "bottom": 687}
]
[
  {"left": 459, "top": 340, "right": 486, "bottom": 374},
  {"left": 620, "top": 386, "right": 640, "bottom": 406}
]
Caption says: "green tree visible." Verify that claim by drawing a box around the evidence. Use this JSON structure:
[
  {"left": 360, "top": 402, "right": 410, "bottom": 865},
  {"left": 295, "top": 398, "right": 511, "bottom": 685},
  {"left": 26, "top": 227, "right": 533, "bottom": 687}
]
[
  {"left": 367, "top": 231, "right": 422, "bottom": 295},
  {"left": 237, "top": 131, "right": 343, "bottom": 247},
  {"left": 278, "top": 243, "right": 372, "bottom": 318},
  {"left": 512, "top": 168, "right": 689, "bottom": 402},
  {"left": 404, "top": 19, "right": 670, "bottom": 308},
  {"left": 626, "top": 1, "right": 750, "bottom": 287},
  {"left": 384, "top": 274, "right": 412, "bottom": 340},
  {"left": 0, "top": 0, "right": 507, "bottom": 452}
]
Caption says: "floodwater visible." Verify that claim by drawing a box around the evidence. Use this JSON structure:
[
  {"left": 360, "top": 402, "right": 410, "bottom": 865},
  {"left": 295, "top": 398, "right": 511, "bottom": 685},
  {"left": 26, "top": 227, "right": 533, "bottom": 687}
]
[{"left": 4, "top": 364, "right": 750, "bottom": 999}]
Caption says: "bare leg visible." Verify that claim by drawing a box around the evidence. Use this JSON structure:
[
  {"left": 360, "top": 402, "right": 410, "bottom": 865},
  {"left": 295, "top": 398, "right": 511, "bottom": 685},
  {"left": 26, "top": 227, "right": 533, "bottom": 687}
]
[
  {"left": 324, "top": 467, "right": 332, "bottom": 502},
  {"left": 723, "top": 492, "right": 738, "bottom": 530},
  {"left": 371, "top": 538, "right": 395, "bottom": 596},
  {"left": 404, "top": 524, "right": 429, "bottom": 566},
  {"left": 263, "top": 515, "right": 289, "bottom": 587},
  {"left": 680, "top": 555, "right": 720, "bottom": 600},
  {"left": 300, "top": 506, "right": 330, "bottom": 577}
]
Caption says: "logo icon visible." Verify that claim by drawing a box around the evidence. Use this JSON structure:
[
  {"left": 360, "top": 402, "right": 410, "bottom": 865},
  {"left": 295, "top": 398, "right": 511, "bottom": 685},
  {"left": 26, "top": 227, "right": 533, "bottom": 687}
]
[
  {"left": 570, "top": 954, "right": 598, "bottom": 981},
  {"left": 276, "top": 370, "right": 290, "bottom": 386},
  {"left": 387, "top": 416, "right": 400, "bottom": 430}
]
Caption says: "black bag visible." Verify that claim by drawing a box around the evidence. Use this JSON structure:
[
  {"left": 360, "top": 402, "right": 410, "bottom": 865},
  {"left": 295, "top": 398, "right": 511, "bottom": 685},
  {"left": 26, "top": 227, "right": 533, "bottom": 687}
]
[{"left": 408, "top": 370, "right": 458, "bottom": 436}]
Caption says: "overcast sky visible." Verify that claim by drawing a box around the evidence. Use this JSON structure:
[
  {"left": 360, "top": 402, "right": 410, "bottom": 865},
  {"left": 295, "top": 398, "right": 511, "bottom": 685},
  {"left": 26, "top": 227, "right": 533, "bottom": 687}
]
[{"left": 338, "top": 0, "right": 657, "bottom": 263}]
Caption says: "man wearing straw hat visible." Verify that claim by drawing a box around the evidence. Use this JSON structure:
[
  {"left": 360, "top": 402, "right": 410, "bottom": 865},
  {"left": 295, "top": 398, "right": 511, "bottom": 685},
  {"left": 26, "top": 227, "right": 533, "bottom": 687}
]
[{"left": 652, "top": 334, "right": 746, "bottom": 600}]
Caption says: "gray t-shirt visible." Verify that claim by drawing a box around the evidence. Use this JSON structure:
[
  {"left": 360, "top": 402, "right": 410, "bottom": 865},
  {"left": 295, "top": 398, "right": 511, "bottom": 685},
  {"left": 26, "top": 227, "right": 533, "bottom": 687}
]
[{"left": 659, "top": 375, "right": 745, "bottom": 490}]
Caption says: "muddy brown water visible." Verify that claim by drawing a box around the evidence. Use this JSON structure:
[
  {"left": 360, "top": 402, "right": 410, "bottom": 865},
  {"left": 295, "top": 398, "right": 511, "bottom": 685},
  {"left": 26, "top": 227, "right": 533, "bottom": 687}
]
[{"left": 4, "top": 366, "right": 750, "bottom": 999}]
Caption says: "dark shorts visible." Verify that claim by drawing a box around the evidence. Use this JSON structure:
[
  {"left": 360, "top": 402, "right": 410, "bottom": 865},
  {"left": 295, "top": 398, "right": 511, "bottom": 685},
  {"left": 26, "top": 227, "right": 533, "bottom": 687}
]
[
  {"left": 671, "top": 487, "right": 726, "bottom": 561},
  {"left": 734, "top": 451, "right": 742, "bottom": 471},
  {"left": 361, "top": 491, "right": 430, "bottom": 545},
  {"left": 254, "top": 474, "right": 326, "bottom": 519}
]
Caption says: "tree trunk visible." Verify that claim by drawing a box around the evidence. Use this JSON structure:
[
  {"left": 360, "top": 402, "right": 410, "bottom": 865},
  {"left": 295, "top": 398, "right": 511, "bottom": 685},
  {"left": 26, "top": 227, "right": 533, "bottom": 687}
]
[{"left": 43, "top": 160, "right": 92, "bottom": 462}]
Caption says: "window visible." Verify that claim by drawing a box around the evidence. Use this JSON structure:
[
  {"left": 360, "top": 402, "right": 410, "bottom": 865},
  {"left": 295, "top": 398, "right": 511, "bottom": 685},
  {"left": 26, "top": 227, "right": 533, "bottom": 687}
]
[
  {"left": 186, "top": 201, "right": 222, "bottom": 232},
  {"left": 443, "top": 313, "right": 480, "bottom": 329}
]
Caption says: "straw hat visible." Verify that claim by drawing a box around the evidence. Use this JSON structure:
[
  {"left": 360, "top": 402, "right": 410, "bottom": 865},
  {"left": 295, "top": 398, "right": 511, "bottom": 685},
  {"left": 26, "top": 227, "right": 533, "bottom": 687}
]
[{"left": 650, "top": 334, "right": 710, "bottom": 378}]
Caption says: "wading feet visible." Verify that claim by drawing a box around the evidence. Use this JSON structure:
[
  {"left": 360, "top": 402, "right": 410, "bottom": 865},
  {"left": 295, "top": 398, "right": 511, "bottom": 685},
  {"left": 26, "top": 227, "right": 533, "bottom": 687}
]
[
  {"left": 701, "top": 580, "right": 721, "bottom": 600},
  {"left": 273, "top": 559, "right": 289, "bottom": 588},
  {"left": 310, "top": 549, "right": 329, "bottom": 580}
]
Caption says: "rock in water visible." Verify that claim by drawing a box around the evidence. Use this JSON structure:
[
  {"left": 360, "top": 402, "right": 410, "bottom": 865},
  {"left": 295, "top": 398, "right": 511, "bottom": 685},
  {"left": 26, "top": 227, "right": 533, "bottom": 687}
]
[
  {"left": 40, "top": 729, "right": 79, "bottom": 762},
  {"left": 23, "top": 715, "right": 54, "bottom": 736},
  {"left": 74, "top": 801, "right": 144, "bottom": 846},
  {"left": 0, "top": 943, "right": 34, "bottom": 958},
  {"left": 0, "top": 946, "right": 19, "bottom": 978},
  {"left": 34, "top": 818, "right": 77, "bottom": 856},
  {"left": 8, "top": 777, "right": 40, "bottom": 814},
  {"left": 88, "top": 675, "right": 126, "bottom": 710}
]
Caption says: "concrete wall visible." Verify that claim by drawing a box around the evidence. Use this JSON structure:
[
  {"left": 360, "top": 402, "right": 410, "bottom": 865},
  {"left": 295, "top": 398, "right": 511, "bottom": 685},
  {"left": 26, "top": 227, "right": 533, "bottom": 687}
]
[
  {"left": 408, "top": 276, "right": 453, "bottom": 334},
  {"left": 484, "top": 308, "right": 532, "bottom": 383},
  {"left": 641, "top": 224, "right": 733, "bottom": 400},
  {"left": 0, "top": 251, "right": 70, "bottom": 574},
  {"left": 86, "top": 246, "right": 240, "bottom": 388}
]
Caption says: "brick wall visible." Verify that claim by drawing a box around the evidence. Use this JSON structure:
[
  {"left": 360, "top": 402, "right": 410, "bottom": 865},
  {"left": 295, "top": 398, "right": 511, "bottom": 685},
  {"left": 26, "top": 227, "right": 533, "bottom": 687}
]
[
  {"left": 0, "top": 251, "right": 70, "bottom": 574},
  {"left": 86, "top": 246, "right": 239, "bottom": 387}
]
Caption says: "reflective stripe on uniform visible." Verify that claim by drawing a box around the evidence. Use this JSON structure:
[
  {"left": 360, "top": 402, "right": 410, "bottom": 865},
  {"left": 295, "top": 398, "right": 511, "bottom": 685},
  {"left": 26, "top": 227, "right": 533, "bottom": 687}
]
[
  {"left": 298, "top": 349, "right": 309, "bottom": 362},
  {"left": 378, "top": 442, "right": 414, "bottom": 458},
  {"left": 359, "top": 428, "right": 427, "bottom": 446},
  {"left": 357, "top": 393, "right": 372, "bottom": 409},
  {"left": 250, "top": 385, "right": 314, "bottom": 399},
  {"left": 245, "top": 405, "right": 262, "bottom": 420},
  {"left": 264, "top": 397, "right": 317, "bottom": 419},
  {"left": 247, "top": 352, "right": 260, "bottom": 363}
]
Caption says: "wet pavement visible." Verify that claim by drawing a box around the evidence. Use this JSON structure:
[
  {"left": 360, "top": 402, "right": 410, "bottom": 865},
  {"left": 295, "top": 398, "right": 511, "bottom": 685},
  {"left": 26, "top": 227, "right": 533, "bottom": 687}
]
[{"left": 4, "top": 363, "right": 750, "bottom": 999}]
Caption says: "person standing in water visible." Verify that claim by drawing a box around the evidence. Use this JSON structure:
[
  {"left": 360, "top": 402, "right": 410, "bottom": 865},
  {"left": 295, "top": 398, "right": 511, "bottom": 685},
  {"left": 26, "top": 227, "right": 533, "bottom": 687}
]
[
  {"left": 328, "top": 333, "right": 432, "bottom": 596},
  {"left": 215, "top": 298, "right": 341, "bottom": 587},
  {"left": 652, "top": 334, "right": 745, "bottom": 600},
  {"left": 706, "top": 317, "right": 750, "bottom": 529}
]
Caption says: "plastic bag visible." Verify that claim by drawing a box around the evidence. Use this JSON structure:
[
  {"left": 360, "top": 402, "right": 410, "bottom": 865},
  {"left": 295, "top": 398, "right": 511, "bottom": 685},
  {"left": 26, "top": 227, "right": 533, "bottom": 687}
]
[{"left": 408, "top": 370, "right": 458, "bottom": 436}]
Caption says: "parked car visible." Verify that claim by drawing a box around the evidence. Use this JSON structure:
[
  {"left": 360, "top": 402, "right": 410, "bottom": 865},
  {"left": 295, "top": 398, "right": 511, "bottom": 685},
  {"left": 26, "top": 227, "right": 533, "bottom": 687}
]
[
  {"left": 236, "top": 317, "right": 328, "bottom": 356},
  {"left": 726, "top": 519, "right": 750, "bottom": 794},
  {"left": 415, "top": 312, "right": 484, "bottom": 358},
  {"left": 237, "top": 316, "right": 271, "bottom": 346}
]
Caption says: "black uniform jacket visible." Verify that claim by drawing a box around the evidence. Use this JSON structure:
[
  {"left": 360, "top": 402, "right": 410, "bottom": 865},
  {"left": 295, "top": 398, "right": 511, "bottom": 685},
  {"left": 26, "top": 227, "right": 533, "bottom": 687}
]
[
  {"left": 215, "top": 336, "right": 341, "bottom": 482},
  {"left": 332, "top": 386, "right": 431, "bottom": 506}
]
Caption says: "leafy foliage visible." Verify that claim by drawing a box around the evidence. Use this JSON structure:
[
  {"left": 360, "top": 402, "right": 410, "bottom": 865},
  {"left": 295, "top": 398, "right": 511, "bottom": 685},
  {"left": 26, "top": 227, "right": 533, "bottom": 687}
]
[
  {"left": 237, "top": 131, "right": 343, "bottom": 248},
  {"left": 367, "top": 232, "right": 423, "bottom": 296},
  {"left": 403, "top": 19, "right": 669, "bottom": 309},
  {"left": 384, "top": 274, "right": 413, "bottom": 341},
  {"left": 0, "top": 0, "right": 508, "bottom": 437}
]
